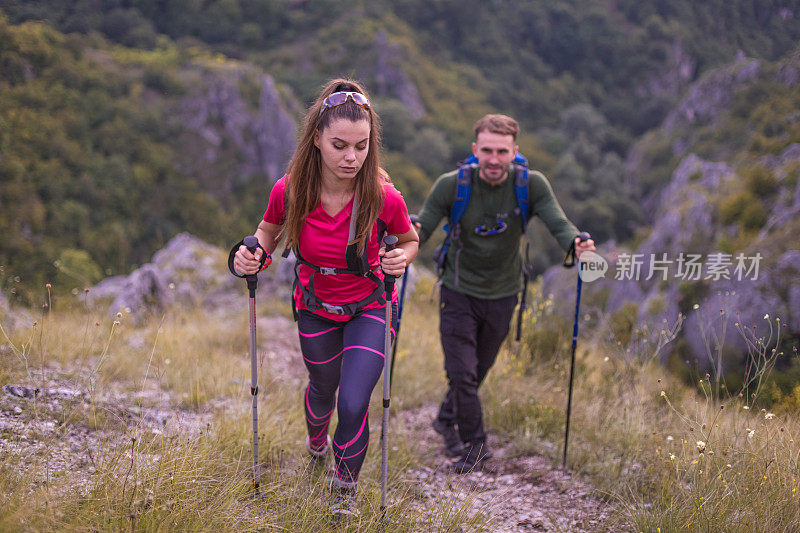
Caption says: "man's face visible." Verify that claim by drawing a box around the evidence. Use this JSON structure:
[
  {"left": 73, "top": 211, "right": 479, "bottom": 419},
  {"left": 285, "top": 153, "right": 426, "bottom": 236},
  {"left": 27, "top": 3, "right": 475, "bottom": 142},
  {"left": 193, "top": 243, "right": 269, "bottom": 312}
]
[{"left": 472, "top": 131, "right": 518, "bottom": 185}]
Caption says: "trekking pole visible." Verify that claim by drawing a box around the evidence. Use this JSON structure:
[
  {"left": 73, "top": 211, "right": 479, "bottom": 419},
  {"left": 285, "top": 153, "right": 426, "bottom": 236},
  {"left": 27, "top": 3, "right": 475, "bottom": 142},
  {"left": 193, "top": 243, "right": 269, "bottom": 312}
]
[
  {"left": 516, "top": 242, "right": 532, "bottom": 342},
  {"left": 515, "top": 271, "right": 529, "bottom": 342},
  {"left": 389, "top": 214, "right": 417, "bottom": 387},
  {"left": 228, "top": 236, "right": 270, "bottom": 495},
  {"left": 562, "top": 232, "right": 590, "bottom": 469},
  {"left": 388, "top": 263, "right": 408, "bottom": 393},
  {"left": 380, "top": 234, "right": 399, "bottom": 516}
]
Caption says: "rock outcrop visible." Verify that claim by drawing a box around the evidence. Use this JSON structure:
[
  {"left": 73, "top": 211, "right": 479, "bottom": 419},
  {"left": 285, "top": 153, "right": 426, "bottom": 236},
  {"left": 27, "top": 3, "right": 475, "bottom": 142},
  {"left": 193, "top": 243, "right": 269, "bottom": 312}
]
[
  {"left": 541, "top": 46, "right": 800, "bottom": 371},
  {"left": 177, "top": 65, "right": 297, "bottom": 192},
  {"left": 543, "top": 143, "right": 800, "bottom": 369},
  {"left": 89, "top": 233, "right": 278, "bottom": 320}
]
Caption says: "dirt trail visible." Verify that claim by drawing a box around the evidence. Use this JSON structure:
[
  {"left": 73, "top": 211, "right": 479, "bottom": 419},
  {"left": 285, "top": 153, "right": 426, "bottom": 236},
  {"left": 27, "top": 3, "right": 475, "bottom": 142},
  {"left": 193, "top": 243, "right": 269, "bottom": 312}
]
[
  {"left": 258, "top": 315, "right": 621, "bottom": 532},
  {"left": 397, "top": 404, "right": 618, "bottom": 532}
]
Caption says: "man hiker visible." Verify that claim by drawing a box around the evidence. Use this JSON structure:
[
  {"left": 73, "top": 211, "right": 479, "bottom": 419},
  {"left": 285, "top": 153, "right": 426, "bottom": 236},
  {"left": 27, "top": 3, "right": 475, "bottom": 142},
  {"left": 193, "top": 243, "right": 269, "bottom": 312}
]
[{"left": 413, "top": 114, "right": 595, "bottom": 473}]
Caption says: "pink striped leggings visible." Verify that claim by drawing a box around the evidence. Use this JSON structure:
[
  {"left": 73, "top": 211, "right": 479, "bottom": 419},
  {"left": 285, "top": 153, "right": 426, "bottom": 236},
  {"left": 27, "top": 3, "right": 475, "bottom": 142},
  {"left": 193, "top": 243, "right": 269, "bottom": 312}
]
[{"left": 297, "top": 303, "right": 396, "bottom": 484}]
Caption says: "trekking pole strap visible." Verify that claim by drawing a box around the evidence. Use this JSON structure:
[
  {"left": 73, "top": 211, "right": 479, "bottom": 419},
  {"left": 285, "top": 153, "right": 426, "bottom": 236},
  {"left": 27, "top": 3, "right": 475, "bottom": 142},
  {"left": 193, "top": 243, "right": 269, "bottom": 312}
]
[
  {"left": 228, "top": 236, "right": 271, "bottom": 293},
  {"left": 562, "top": 232, "right": 591, "bottom": 268}
]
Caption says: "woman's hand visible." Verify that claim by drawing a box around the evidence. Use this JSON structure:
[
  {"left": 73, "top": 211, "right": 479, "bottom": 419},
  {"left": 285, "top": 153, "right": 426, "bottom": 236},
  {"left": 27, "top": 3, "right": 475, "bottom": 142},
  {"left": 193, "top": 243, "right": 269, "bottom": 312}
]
[
  {"left": 233, "top": 221, "right": 282, "bottom": 276},
  {"left": 234, "top": 245, "right": 266, "bottom": 276},
  {"left": 379, "top": 246, "right": 408, "bottom": 277}
]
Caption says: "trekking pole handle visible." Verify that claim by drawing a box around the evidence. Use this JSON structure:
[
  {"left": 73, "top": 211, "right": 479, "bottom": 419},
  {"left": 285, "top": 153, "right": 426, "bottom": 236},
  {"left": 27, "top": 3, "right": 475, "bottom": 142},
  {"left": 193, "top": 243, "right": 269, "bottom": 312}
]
[
  {"left": 242, "top": 236, "right": 265, "bottom": 294},
  {"left": 243, "top": 235, "right": 259, "bottom": 253},
  {"left": 382, "top": 235, "right": 399, "bottom": 295},
  {"left": 562, "top": 232, "right": 592, "bottom": 268},
  {"left": 228, "top": 237, "right": 270, "bottom": 279}
]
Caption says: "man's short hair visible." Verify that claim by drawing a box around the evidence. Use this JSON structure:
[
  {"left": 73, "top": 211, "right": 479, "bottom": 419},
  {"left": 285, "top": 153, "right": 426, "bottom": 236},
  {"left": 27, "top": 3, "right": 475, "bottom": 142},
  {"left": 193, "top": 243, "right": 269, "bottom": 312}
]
[{"left": 473, "top": 114, "right": 519, "bottom": 140}]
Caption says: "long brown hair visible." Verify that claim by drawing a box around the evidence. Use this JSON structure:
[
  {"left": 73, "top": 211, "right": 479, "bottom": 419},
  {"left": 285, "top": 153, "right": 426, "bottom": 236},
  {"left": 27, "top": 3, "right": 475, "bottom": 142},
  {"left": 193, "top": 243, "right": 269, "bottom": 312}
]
[{"left": 284, "top": 78, "right": 385, "bottom": 254}]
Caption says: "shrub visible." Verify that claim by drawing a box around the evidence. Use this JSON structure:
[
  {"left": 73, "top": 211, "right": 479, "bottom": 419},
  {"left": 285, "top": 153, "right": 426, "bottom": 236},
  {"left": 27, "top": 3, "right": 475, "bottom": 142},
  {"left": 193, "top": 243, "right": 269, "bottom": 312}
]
[
  {"left": 744, "top": 164, "right": 779, "bottom": 197},
  {"left": 610, "top": 302, "right": 639, "bottom": 346},
  {"left": 719, "top": 189, "right": 759, "bottom": 226},
  {"left": 53, "top": 248, "right": 102, "bottom": 293}
]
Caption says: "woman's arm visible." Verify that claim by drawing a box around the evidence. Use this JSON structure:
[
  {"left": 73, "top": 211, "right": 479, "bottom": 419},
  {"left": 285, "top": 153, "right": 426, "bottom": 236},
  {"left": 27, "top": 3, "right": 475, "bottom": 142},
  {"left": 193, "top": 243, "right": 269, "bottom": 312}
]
[
  {"left": 233, "top": 220, "right": 284, "bottom": 275},
  {"left": 379, "top": 227, "right": 419, "bottom": 277}
]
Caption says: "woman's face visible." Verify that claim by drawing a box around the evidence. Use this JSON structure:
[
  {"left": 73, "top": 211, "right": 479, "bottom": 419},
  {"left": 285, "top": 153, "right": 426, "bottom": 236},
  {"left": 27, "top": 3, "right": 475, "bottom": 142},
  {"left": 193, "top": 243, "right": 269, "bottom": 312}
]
[{"left": 314, "top": 118, "right": 371, "bottom": 182}]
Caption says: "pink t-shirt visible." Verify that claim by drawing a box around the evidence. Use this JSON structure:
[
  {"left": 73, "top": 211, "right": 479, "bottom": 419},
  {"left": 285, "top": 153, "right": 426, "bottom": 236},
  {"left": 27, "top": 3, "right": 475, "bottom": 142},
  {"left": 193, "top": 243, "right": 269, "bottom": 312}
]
[{"left": 263, "top": 175, "right": 412, "bottom": 321}]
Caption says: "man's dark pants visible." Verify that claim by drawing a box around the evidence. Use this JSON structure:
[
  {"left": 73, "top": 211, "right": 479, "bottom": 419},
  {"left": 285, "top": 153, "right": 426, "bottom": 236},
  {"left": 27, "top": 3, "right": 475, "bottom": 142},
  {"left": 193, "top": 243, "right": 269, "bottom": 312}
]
[{"left": 436, "top": 285, "right": 518, "bottom": 445}]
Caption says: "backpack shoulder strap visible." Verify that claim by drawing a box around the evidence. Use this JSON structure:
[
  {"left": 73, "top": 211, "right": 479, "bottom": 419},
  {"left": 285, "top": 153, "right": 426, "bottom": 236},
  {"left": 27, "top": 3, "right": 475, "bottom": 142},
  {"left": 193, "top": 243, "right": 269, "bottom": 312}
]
[
  {"left": 450, "top": 159, "right": 474, "bottom": 229},
  {"left": 513, "top": 154, "right": 530, "bottom": 231}
]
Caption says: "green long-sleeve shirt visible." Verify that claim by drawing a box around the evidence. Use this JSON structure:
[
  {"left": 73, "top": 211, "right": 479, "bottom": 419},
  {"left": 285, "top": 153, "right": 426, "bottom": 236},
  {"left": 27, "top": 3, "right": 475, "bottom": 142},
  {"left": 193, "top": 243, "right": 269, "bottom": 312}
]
[{"left": 417, "top": 165, "right": 579, "bottom": 298}]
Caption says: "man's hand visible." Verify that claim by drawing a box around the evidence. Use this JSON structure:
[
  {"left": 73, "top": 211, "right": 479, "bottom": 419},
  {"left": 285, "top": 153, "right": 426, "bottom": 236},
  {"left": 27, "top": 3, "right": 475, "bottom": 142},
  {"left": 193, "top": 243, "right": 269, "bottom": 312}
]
[
  {"left": 575, "top": 235, "right": 596, "bottom": 259},
  {"left": 410, "top": 214, "right": 422, "bottom": 237}
]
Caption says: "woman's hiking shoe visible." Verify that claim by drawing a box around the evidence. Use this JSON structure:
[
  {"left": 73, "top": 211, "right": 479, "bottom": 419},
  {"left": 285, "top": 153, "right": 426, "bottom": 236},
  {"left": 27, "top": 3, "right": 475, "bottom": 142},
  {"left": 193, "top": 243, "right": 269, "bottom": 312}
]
[
  {"left": 330, "top": 479, "right": 359, "bottom": 519},
  {"left": 431, "top": 419, "right": 464, "bottom": 457},
  {"left": 449, "top": 441, "right": 493, "bottom": 474},
  {"left": 307, "top": 435, "right": 331, "bottom": 463}
]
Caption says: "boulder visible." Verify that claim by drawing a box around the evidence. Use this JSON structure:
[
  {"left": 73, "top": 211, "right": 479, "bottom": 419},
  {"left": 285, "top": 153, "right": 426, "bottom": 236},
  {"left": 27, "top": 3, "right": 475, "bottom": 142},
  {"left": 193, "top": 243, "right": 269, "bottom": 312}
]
[
  {"left": 0, "top": 290, "right": 35, "bottom": 334},
  {"left": 89, "top": 233, "right": 280, "bottom": 319}
]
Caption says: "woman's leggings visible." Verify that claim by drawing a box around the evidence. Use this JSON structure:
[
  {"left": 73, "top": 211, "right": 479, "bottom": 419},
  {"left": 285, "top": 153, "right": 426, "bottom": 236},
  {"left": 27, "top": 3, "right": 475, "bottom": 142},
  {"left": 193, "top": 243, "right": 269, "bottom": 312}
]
[{"left": 297, "top": 303, "right": 397, "bottom": 484}]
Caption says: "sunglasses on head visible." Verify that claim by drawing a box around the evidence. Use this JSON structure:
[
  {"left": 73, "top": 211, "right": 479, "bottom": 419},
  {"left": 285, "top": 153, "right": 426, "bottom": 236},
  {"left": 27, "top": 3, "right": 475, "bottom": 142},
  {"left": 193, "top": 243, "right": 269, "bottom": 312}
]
[{"left": 321, "top": 91, "right": 370, "bottom": 114}]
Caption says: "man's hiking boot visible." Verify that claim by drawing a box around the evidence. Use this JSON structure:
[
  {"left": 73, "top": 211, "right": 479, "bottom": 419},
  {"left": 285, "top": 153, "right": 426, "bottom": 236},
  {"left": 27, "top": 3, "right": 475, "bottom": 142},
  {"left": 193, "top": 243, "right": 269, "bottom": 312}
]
[
  {"left": 449, "top": 441, "right": 493, "bottom": 474},
  {"left": 307, "top": 435, "right": 330, "bottom": 464},
  {"left": 330, "top": 478, "right": 359, "bottom": 519},
  {"left": 432, "top": 419, "right": 464, "bottom": 457}
]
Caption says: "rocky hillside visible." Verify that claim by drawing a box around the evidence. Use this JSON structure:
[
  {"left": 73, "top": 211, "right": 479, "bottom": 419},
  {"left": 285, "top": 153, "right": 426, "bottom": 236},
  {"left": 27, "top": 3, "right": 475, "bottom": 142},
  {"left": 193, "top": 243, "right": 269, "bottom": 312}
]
[
  {"left": 4, "top": 2, "right": 800, "bottom": 302},
  {"left": 0, "top": 15, "right": 299, "bottom": 301},
  {"left": 543, "top": 45, "right": 800, "bottom": 396}
]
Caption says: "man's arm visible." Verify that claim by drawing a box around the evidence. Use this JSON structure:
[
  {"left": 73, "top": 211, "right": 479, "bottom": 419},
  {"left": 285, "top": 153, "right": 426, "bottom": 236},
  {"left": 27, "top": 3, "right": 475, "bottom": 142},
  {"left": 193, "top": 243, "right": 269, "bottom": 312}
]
[
  {"left": 528, "top": 171, "right": 579, "bottom": 251},
  {"left": 413, "top": 171, "right": 457, "bottom": 244}
]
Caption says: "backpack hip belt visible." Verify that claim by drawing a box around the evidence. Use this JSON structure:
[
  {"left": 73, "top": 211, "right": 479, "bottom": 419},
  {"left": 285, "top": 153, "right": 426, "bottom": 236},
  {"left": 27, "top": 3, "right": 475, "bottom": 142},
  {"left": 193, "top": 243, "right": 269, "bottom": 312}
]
[{"left": 292, "top": 249, "right": 386, "bottom": 316}]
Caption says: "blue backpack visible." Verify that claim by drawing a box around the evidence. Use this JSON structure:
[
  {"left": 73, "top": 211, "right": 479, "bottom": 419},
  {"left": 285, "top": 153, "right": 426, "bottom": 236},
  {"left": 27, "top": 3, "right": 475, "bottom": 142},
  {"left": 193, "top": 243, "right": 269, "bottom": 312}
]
[
  {"left": 431, "top": 152, "right": 534, "bottom": 341},
  {"left": 433, "top": 153, "right": 531, "bottom": 280}
]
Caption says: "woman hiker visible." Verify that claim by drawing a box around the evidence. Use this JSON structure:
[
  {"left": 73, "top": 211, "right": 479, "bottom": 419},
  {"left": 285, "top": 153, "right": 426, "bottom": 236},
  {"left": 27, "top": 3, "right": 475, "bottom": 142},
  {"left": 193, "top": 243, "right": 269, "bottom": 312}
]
[{"left": 233, "top": 78, "right": 418, "bottom": 517}]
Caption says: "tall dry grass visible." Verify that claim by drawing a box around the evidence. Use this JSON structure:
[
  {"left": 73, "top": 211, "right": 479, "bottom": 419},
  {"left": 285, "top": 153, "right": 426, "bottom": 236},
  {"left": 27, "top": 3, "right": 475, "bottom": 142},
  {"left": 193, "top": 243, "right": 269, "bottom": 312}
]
[
  {"left": 0, "top": 279, "right": 487, "bottom": 532},
  {"left": 482, "top": 286, "right": 800, "bottom": 532},
  {"left": 7, "top": 273, "right": 796, "bottom": 531}
]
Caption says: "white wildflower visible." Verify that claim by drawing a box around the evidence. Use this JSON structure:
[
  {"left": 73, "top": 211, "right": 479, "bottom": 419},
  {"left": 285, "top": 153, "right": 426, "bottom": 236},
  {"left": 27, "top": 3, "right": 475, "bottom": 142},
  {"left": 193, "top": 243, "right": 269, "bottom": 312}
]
[
  {"left": 765, "top": 412, "right": 775, "bottom": 420},
  {"left": 697, "top": 440, "right": 706, "bottom": 453}
]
